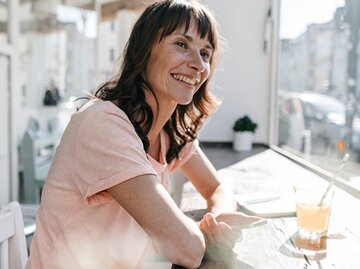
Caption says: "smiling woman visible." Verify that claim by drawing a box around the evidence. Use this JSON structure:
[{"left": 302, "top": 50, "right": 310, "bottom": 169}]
[
  {"left": 95, "top": 0, "right": 220, "bottom": 163},
  {"left": 25, "top": 1, "right": 261, "bottom": 269}
]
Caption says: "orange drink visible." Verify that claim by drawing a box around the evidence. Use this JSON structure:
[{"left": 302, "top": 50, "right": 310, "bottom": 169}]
[
  {"left": 296, "top": 203, "right": 331, "bottom": 235},
  {"left": 294, "top": 185, "right": 334, "bottom": 240}
]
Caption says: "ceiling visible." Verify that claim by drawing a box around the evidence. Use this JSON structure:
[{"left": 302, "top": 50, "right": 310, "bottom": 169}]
[
  {"left": 20, "top": 0, "right": 155, "bottom": 20},
  {"left": 20, "top": 0, "right": 155, "bottom": 10},
  {"left": 0, "top": 0, "right": 156, "bottom": 33}
]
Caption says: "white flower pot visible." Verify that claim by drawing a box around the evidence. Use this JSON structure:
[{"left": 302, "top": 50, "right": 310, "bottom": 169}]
[{"left": 233, "top": 131, "right": 254, "bottom": 152}]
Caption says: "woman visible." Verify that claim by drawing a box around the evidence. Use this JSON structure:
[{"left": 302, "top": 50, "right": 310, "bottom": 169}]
[{"left": 26, "top": 1, "right": 261, "bottom": 268}]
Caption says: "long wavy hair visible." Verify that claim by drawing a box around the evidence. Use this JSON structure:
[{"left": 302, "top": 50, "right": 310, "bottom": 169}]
[{"left": 95, "top": 0, "right": 220, "bottom": 163}]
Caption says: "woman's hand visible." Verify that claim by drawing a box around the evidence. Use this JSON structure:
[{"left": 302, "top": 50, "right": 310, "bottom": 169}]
[
  {"left": 199, "top": 212, "right": 265, "bottom": 247},
  {"left": 199, "top": 213, "right": 240, "bottom": 249},
  {"left": 198, "top": 212, "right": 266, "bottom": 268},
  {"left": 199, "top": 213, "right": 240, "bottom": 268}
]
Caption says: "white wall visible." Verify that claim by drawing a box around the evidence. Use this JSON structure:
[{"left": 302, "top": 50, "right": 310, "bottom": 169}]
[
  {"left": 115, "top": 9, "right": 139, "bottom": 65},
  {"left": 200, "top": 0, "right": 272, "bottom": 143},
  {"left": 98, "top": 9, "right": 139, "bottom": 82}
]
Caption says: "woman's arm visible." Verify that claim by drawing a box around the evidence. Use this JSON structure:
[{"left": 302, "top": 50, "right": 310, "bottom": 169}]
[
  {"left": 180, "top": 146, "right": 263, "bottom": 266},
  {"left": 179, "top": 147, "right": 237, "bottom": 216},
  {"left": 108, "top": 174, "right": 205, "bottom": 269}
]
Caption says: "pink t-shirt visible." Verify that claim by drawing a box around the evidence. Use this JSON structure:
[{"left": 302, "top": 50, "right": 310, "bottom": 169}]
[{"left": 25, "top": 100, "right": 199, "bottom": 269}]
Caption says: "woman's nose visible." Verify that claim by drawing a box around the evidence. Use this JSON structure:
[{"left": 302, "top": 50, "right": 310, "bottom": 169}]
[{"left": 187, "top": 51, "right": 206, "bottom": 72}]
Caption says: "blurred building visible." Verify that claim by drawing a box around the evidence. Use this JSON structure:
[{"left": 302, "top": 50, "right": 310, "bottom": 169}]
[{"left": 279, "top": 6, "right": 349, "bottom": 102}]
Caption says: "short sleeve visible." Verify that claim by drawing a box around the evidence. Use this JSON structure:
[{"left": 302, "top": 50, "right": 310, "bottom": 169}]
[
  {"left": 168, "top": 139, "right": 200, "bottom": 172},
  {"left": 74, "top": 107, "right": 157, "bottom": 206}
]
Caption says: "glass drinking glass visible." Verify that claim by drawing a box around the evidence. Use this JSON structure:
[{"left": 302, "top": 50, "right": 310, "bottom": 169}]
[{"left": 294, "top": 185, "right": 334, "bottom": 241}]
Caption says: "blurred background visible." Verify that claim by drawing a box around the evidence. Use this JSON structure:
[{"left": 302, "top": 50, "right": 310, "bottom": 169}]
[{"left": 1, "top": 0, "right": 359, "bottom": 207}]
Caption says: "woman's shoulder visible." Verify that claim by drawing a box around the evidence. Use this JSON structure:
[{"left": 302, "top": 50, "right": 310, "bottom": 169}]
[
  {"left": 79, "top": 99, "right": 120, "bottom": 113},
  {"left": 75, "top": 99, "right": 129, "bottom": 121},
  {"left": 66, "top": 99, "right": 134, "bottom": 136}
]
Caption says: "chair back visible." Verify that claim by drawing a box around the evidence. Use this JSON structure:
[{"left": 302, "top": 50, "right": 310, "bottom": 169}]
[{"left": 0, "top": 201, "right": 28, "bottom": 269}]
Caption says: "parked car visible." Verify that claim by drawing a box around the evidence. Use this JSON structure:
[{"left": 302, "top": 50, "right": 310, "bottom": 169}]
[{"left": 278, "top": 92, "right": 360, "bottom": 157}]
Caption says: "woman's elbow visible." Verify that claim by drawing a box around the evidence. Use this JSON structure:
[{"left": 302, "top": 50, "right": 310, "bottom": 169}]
[{"left": 170, "top": 234, "right": 205, "bottom": 268}]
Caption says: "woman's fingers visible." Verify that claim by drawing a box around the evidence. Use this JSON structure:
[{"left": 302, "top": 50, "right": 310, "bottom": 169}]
[
  {"left": 216, "top": 212, "right": 265, "bottom": 229},
  {"left": 217, "top": 222, "right": 240, "bottom": 246},
  {"left": 199, "top": 218, "right": 213, "bottom": 244},
  {"left": 203, "top": 213, "right": 217, "bottom": 243},
  {"left": 201, "top": 213, "right": 240, "bottom": 248}
]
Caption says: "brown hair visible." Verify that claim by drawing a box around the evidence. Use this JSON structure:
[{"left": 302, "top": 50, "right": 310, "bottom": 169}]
[{"left": 95, "top": 0, "right": 220, "bottom": 163}]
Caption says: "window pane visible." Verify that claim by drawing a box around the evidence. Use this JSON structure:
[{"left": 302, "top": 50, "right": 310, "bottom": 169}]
[{"left": 277, "top": 0, "right": 360, "bottom": 191}]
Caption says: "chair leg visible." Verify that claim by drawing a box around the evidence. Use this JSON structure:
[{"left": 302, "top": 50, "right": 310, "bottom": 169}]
[{"left": 23, "top": 179, "right": 42, "bottom": 204}]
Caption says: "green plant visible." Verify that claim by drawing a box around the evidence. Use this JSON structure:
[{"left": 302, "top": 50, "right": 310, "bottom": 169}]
[{"left": 233, "top": 115, "right": 258, "bottom": 133}]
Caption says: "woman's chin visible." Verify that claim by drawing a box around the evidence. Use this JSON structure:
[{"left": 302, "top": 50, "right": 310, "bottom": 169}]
[
  {"left": 174, "top": 93, "right": 197, "bottom": 105},
  {"left": 177, "top": 98, "right": 193, "bottom": 106}
]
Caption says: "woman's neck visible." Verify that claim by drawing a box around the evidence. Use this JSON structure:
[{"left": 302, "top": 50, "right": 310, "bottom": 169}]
[
  {"left": 147, "top": 106, "right": 173, "bottom": 161},
  {"left": 145, "top": 90, "right": 177, "bottom": 142},
  {"left": 147, "top": 133, "right": 161, "bottom": 160}
]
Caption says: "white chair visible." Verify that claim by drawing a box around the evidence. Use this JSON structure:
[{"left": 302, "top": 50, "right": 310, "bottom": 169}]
[{"left": 0, "top": 201, "right": 28, "bottom": 269}]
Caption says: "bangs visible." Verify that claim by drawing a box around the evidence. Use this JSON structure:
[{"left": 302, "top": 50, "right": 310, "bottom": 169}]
[{"left": 156, "top": 1, "right": 217, "bottom": 50}]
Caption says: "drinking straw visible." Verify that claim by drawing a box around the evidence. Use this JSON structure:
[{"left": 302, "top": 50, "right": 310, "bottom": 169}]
[{"left": 318, "top": 153, "right": 350, "bottom": 206}]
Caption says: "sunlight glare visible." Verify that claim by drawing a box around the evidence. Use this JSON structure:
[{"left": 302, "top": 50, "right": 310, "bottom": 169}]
[{"left": 280, "top": 0, "right": 345, "bottom": 39}]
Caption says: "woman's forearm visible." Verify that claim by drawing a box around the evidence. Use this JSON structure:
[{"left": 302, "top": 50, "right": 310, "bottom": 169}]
[{"left": 207, "top": 184, "right": 237, "bottom": 216}]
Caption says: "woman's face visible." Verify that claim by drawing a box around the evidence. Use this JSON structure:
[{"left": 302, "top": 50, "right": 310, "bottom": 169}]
[{"left": 145, "top": 19, "right": 213, "bottom": 106}]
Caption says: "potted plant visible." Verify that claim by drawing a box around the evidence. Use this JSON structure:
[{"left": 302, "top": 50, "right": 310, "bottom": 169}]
[{"left": 233, "top": 115, "right": 258, "bottom": 152}]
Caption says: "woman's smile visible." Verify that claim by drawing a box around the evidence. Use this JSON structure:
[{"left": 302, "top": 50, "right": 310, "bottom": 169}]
[{"left": 171, "top": 73, "right": 200, "bottom": 86}]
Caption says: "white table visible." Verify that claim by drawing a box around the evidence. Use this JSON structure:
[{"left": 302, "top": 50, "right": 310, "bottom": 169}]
[{"left": 179, "top": 149, "right": 360, "bottom": 269}]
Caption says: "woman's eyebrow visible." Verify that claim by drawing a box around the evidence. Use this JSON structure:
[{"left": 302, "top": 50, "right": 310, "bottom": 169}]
[{"left": 174, "top": 33, "right": 214, "bottom": 50}]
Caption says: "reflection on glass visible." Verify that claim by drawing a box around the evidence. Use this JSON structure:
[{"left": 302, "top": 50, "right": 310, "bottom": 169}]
[{"left": 277, "top": 0, "right": 360, "bottom": 191}]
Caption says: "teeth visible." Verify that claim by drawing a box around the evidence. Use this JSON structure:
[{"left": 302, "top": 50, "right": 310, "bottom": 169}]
[{"left": 172, "top": 74, "right": 198, "bottom": 86}]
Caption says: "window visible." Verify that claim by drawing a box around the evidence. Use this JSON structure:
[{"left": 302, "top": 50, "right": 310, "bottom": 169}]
[{"left": 276, "top": 0, "right": 360, "bottom": 192}]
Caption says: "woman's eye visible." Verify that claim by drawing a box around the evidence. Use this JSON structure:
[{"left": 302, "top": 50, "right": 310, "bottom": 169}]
[
  {"left": 201, "top": 51, "right": 211, "bottom": 61},
  {"left": 176, "top": 41, "right": 188, "bottom": 49}
]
